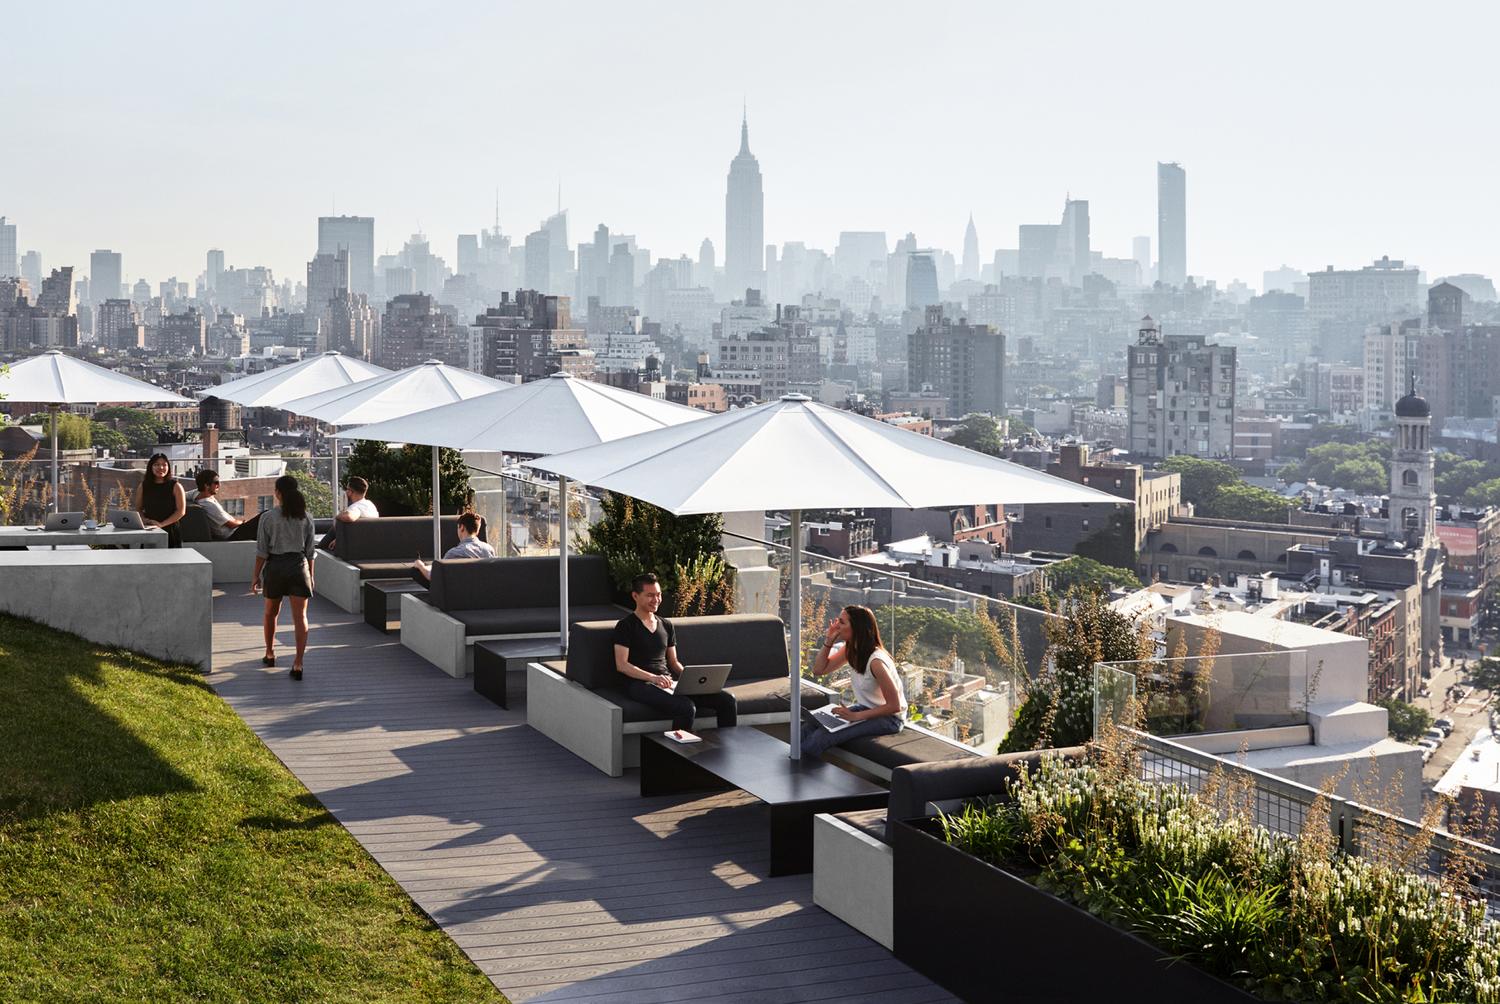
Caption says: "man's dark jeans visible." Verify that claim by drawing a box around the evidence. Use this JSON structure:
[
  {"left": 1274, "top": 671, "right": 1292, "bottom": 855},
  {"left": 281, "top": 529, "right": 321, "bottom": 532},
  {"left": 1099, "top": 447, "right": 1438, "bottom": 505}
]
[{"left": 623, "top": 678, "right": 738, "bottom": 732}]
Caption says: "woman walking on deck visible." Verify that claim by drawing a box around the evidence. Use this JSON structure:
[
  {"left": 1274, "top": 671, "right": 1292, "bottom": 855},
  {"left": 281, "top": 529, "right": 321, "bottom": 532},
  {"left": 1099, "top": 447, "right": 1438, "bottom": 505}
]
[{"left": 251, "top": 474, "right": 316, "bottom": 680}]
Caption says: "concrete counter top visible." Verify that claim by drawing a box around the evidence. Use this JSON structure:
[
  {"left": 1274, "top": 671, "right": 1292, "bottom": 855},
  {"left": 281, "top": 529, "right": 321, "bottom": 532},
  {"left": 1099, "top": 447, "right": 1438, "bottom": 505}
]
[{"left": 0, "top": 548, "right": 212, "bottom": 669}]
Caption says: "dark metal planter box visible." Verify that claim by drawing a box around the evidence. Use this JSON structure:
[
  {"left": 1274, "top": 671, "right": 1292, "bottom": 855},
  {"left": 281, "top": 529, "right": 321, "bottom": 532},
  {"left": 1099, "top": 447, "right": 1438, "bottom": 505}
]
[{"left": 892, "top": 817, "right": 1262, "bottom": 1003}]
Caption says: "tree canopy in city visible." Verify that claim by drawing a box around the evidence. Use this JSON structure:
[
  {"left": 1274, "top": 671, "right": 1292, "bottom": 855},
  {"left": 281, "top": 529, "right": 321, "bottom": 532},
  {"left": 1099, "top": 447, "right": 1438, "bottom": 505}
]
[
  {"left": 1158, "top": 455, "right": 1288, "bottom": 523},
  {"left": 1043, "top": 555, "right": 1142, "bottom": 594},
  {"left": 946, "top": 414, "right": 1004, "bottom": 456}
]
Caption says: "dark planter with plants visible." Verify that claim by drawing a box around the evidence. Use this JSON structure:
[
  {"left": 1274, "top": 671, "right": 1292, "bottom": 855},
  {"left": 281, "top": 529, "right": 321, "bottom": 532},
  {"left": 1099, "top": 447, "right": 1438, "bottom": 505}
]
[{"left": 892, "top": 817, "right": 1260, "bottom": 1003}]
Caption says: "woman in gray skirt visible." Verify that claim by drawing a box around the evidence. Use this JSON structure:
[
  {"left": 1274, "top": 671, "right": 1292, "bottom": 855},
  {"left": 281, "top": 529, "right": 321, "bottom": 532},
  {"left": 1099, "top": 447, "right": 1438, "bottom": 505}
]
[{"left": 251, "top": 474, "right": 316, "bottom": 680}]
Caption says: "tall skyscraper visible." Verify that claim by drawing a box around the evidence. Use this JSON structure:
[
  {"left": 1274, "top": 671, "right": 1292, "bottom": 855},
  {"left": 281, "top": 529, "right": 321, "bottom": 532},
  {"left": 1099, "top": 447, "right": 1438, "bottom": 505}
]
[
  {"left": 961, "top": 215, "right": 980, "bottom": 281},
  {"left": 306, "top": 250, "right": 350, "bottom": 327},
  {"left": 724, "top": 111, "right": 764, "bottom": 299},
  {"left": 1132, "top": 236, "right": 1152, "bottom": 284},
  {"left": 318, "top": 216, "right": 375, "bottom": 297},
  {"left": 1057, "top": 199, "right": 1090, "bottom": 285},
  {"left": 0, "top": 217, "right": 15, "bottom": 278},
  {"left": 21, "top": 251, "right": 43, "bottom": 291},
  {"left": 1157, "top": 162, "right": 1187, "bottom": 287},
  {"left": 90, "top": 249, "right": 123, "bottom": 304},
  {"left": 206, "top": 249, "right": 225, "bottom": 293},
  {"left": 1128, "top": 316, "right": 1235, "bottom": 458},
  {"left": 697, "top": 238, "right": 716, "bottom": 291},
  {"left": 904, "top": 252, "right": 940, "bottom": 312},
  {"left": 97, "top": 298, "right": 144, "bottom": 351}
]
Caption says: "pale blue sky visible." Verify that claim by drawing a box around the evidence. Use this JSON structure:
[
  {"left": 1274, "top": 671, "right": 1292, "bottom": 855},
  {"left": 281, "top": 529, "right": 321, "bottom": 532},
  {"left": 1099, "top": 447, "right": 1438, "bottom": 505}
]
[{"left": 6, "top": 0, "right": 1496, "bottom": 290}]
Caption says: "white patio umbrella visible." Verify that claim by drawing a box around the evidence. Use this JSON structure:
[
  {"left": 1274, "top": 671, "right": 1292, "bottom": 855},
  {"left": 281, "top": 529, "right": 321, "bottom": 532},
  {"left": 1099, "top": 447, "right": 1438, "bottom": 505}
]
[
  {"left": 529, "top": 394, "right": 1128, "bottom": 758},
  {"left": 199, "top": 350, "right": 391, "bottom": 503},
  {"left": 0, "top": 349, "right": 191, "bottom": 512},
  {"left": 280, "top": 360, "right": 518, "bottom": 555},
  {"left": 336, "top": 372, "right": 709, "bottom": 646}
]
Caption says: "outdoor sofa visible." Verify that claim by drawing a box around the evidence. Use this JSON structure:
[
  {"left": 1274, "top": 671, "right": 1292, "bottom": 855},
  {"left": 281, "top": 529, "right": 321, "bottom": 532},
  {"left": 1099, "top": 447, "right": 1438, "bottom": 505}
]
[
  {"left": 400, "top": 554, "right": 628, "bottom": 678},
  {"left": 312, "top": 515, "right": 480, "bottom": 613},
  {"left": 178, "top": 504, "right": 257, "bottom": 584},
  {"left": 527, "top": 613, "right": 834, "bottom": 776},
  {"left": 813, "top": 747, "right": 1086, "bottom": 949}
]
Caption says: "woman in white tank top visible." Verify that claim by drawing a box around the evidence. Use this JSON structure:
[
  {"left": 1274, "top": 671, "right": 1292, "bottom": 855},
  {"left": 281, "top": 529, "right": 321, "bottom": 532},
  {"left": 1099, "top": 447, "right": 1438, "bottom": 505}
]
[{"left": 803, "top": 604, "right": 906, "bottom": 758}]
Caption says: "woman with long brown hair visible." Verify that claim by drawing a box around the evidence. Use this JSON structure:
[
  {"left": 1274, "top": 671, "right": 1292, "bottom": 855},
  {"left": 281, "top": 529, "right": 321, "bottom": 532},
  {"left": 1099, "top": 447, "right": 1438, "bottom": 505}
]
[
  {"left": 803, "top": 604, "right": 907, "bottom": 757},
  {"left": 135, "top": 452, "right": 186, "bottom": 548},
  {"left": 251, "top": 474, "right": 316, "bottom": 679}
]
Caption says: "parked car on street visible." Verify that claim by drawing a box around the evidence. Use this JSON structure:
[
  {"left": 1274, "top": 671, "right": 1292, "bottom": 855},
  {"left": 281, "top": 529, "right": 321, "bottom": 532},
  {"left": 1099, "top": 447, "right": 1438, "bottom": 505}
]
[
  {"left": 1417, "top": 741, "right": 1437, "bottom": 763},
  {"left": 1422, "top": 727, "right": 1447, "bottom": 744},
  {"left": 1434, "top": 717, "right": 1455, "bottom": 736}
]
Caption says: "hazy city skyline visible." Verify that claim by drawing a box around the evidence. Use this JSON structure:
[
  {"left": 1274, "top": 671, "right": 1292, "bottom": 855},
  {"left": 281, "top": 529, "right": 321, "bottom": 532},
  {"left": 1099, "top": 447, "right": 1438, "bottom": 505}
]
[{"left": 8, "top": 1, "right": 1499, "bottom": 287}]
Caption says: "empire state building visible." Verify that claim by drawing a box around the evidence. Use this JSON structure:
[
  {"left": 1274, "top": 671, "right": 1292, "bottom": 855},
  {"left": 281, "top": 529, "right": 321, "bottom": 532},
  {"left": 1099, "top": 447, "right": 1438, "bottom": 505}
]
[{"left": 724, "top": 112, "right": 764, "bottom": 299}]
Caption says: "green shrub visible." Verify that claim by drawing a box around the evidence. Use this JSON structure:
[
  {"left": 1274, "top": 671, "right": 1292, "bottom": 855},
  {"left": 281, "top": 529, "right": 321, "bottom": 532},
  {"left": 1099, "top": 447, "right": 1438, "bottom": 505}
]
[
  {"left": 577, "top": 492, "right": 734, "bottom": 617},
  {"left": 937, "top": 757, "right": 1500, "bottom": 1002}
]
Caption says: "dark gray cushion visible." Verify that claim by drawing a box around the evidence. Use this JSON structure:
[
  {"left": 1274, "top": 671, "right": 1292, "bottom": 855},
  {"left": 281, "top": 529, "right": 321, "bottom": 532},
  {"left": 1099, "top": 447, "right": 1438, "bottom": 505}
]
[
  {"left": 449, "top": 603, "right": 628, "bottom": 637},
  {"left": 723, "top": 677, "right": 832, "bottom": 717},
  {"left": 426, "top": 554, "right": 615, "bottom": 612},
  {"left": 336, "top": 515, "right": 484, "bottom": 562},
  {"left": 178, "top": 505, "right": 216, "bottom": 544},
  {"left": 351, "top": 560, "right": 421, "bottom": 579},
  {"left": 834, "top": 807, "right": 888, "bottom": 841},
  {"left": 885, "top": 747, "right": 1086, "bottom": 842},
  {"left": 565, "top": 614, "right": 790, "bottom": 692}
]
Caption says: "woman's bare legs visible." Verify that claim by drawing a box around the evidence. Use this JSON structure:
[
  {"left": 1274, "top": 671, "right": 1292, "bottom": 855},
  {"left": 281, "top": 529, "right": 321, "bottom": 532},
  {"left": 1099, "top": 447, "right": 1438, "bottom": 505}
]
[
  {"left": 262, "top": 597, "right": 282, "bottom": 661},
  {"left": 289, "top": 595, "right": 309, "bottom": 672}
]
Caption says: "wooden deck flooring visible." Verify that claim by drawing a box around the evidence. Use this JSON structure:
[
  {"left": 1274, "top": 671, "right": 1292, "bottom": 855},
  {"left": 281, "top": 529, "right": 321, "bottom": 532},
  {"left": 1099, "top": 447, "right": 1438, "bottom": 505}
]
[{"left": 209, "top": 590, "right": 955, "bottom": 1003}]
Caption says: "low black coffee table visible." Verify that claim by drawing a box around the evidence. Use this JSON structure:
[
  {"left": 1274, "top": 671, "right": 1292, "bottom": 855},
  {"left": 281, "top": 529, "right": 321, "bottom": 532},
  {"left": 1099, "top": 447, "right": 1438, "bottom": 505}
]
[
  {"left": 641, "top": 727, "right": 887, "bottom": 876},
  {"left": 362, "top": 579, "right": 427, "bottom": 634},
  {"left": 473, "top": 639, "right": 561, "bottom": 709}
]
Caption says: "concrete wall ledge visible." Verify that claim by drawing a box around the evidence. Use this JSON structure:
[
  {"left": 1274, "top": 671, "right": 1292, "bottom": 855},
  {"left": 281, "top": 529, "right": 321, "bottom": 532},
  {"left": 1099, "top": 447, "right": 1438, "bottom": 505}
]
[{"left": 0, "top": 550, "right": 212, "bottom": 670}]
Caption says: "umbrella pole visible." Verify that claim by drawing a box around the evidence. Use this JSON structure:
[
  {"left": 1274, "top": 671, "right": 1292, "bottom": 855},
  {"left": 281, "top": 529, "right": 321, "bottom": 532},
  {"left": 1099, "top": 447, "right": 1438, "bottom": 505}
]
[
  {"left": 431, "top": 445, "right": 442, "bottom": 559},
  {"left": 558, "top": 475, "right": 570, "bottom": 654},
  {"left": 49, "top": 404, "right": 60, "bottom": 513},
  {"left": 789, "top": 509, "right": 802, "bottom": 760},
  {"left": 329, "top": 424, "right": 340, "bottom": 516}
]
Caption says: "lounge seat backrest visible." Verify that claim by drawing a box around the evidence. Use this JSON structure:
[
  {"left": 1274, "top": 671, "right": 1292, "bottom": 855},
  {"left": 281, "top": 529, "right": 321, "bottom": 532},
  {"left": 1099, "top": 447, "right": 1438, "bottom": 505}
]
[
  {"left": 565, "top": 613, "right": 789, "bottom": 692},
  {"left": 337, "top": 514, "right": 481, "bottom": 562},
  {"left": 427, "top": 554, "right": 614, "bottom": 613},
  {"left": 178, "top": 504, "right": 215, "bottom": 543},
  {"left": 886, "top": 746, "right": 1086, "bottom": 842}
]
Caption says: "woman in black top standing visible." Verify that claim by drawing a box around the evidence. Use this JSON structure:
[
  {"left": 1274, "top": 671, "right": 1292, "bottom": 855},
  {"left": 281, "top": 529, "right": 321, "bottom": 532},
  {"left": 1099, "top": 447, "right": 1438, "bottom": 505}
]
[
  {"left": 135, "top": 452, "right": 186, "bottom": 548},
  {"left": 252, "top": 474, "right": 317, "bottom": 680}
]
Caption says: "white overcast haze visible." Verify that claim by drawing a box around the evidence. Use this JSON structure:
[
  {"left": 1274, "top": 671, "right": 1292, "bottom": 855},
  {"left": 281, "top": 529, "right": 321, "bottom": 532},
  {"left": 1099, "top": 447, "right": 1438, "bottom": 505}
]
[{"left": 6, "top": 0, "right": 1497, "bottom": 289}]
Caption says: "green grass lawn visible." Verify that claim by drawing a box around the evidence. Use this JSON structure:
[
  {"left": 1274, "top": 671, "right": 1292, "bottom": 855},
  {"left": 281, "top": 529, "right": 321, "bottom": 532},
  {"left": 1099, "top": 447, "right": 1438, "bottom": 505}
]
[{"left": 0, "top": 614, "right": 509, "bottom": 1003}]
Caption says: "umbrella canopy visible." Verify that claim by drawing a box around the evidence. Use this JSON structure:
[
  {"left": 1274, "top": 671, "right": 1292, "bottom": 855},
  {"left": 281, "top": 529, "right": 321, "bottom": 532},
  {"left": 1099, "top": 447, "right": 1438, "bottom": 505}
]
[
  {"left": 527, "top": 394, "right": 1124, "bottom": 513},
  {"left": 0, "top": 349, "right": 191, "bottom": 512},
  {"left": 200, "top": 351, "right": 389, "bottom": 408},
  {"left": 278, "top": 359, "right": 516, "bottom": 426},
  {"left": 1, "top": 349, "right": 191, "bottom": 405},
  {"left": 280, "top": 360, "right": 518, "bottom": 559},
  {"left": 202, "top": 351, "right": 391, "bottom": 511},
  {"left": 336, "top": 372, "right": 709, "bottom": 647},
  {"left": 333, "top": 371, "right": 707, "bottom": 455},
  {"left": 529, "top": 394, "right": 1127, "bottom": 758}
]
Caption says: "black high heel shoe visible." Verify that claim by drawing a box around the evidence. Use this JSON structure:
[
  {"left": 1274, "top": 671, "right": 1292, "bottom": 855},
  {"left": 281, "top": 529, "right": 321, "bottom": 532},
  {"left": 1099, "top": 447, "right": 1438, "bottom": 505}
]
[
  {"left": 262, "top": 654, "right": 276, "bottom": 667},
  {"left": 290, "top": 665, "right": 303, "bottom": 681}
]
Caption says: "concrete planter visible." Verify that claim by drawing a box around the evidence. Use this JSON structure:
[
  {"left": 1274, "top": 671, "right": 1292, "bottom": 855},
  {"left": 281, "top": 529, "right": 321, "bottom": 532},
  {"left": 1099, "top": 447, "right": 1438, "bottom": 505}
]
[{"left": 892, "top": 817, "right": 1260, "bottom": 1003}]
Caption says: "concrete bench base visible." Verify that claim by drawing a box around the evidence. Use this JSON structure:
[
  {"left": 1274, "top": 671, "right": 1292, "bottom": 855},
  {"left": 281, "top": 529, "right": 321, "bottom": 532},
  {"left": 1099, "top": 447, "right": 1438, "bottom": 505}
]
[
  {"left": 813, "top": 813, "right": 894, "bottom": 949},
  {"left": 184, "top": 539, "right": 258, "bottom": 585},
  {"left": 0, "top": 550, "right": 212, "bottom": 670},
  {"left": 313, "top": 551, "right": 363, "bottom": 613}
]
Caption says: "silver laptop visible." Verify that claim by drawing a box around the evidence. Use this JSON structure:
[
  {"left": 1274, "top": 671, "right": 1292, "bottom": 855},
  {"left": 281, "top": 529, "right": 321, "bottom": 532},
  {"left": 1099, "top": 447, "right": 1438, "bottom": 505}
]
[
  {"left": 670, "top": 664, "right": 732, "bottom": 696},
  {"left": 43, "top": 511, "right": 86, "bottom": 531},
  {"left": 808, "top": 705, "right": 855, "bottom": 733},
  {"left": 107, "top": 509, "right": 147, "bottom": 530}
]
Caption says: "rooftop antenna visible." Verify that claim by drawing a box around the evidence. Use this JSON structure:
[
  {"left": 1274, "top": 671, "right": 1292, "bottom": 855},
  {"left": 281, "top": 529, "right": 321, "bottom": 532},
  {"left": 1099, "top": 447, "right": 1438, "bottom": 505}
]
[
  {"left": 557, "top": 181, "right": 562, "bottom": 214},
  {"left": 494, "top": 187, "right": 500, "bottom": 231}
]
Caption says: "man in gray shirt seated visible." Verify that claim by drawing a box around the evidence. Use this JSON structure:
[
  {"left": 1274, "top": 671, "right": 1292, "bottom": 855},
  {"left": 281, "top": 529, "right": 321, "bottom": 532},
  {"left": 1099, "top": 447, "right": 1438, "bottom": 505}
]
[
  {"left": 410, "top": 510, "right": 494, "bottom": 583},
  {"left": 189, "top": 469, "right": 261, "bottom": 541}
]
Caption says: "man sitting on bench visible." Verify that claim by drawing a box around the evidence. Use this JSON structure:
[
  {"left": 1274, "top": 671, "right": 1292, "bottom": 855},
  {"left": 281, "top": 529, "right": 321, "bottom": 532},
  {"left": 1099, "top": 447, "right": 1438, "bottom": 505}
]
[
  {"left": 410, "top": 510, "right": 494, "bottom": 583},
  {"left": 614, "top": 572, "right": 737, "bottom": 733}
]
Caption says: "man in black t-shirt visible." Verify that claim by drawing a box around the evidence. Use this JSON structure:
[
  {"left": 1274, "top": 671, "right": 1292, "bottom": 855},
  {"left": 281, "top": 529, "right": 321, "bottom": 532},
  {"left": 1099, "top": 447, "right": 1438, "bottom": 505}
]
[{"left": 613, "top": 572, "right": 737, "bottom": 732}]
